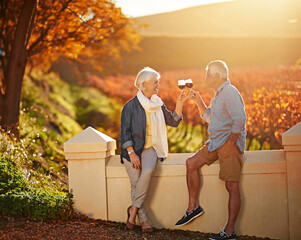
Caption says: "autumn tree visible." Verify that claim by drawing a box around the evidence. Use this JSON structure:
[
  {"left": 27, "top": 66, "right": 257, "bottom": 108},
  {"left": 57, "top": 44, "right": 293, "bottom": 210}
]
[
  {"left": 246, "top": 87, "right": 300, "bottom": 149},
  {"left": 0, "top": 0, "right": 141, "bottom": 136}
]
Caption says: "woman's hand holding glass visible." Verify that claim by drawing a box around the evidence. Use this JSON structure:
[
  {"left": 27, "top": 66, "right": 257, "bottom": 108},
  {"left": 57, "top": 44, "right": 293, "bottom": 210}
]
[
  {"left": 175, "top": 89, "right": 188, "bottom": 117},
  {"left": 177, "top": 90, "right": 188, "bottom": 104}
]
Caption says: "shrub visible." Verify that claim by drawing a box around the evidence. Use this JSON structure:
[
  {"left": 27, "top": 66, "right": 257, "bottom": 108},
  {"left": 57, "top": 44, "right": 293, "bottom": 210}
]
[
  {"left": 0, "top": 142, "right": 73, "bottom": 220},
  {"left": 0, "top": 186, "right": 73, "bottom": 220},
  {"left": 0, "top": 156, "right": 73, "bottom": 220}
]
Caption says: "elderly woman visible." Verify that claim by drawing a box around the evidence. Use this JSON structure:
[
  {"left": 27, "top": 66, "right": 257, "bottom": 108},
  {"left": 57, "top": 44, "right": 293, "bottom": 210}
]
[{"left": 120, "top": 67, "right": 187, "bottom": 232}]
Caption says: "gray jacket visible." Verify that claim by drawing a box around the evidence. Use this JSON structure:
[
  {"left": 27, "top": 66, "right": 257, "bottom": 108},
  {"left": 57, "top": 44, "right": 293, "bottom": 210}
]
[{"left": 120, "top": 96, "right": 182, "bottom": 163}]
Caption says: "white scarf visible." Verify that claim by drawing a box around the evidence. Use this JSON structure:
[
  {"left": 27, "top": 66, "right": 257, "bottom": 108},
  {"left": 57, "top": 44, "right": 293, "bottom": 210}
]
[{"left": 137, "top": 90, "right": 168, "bottom": 158}]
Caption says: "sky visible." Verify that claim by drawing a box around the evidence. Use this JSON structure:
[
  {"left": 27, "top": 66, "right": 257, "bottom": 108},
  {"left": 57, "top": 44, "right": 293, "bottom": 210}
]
[{"left": 114, "top": 0, "right": 233, "bottom": 17}]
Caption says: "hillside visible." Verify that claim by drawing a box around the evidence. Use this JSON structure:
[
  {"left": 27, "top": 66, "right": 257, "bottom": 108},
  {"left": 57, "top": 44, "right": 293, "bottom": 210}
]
[
  {"left": 0, "top": 69, "right": 123, "bottom": 219},
  {"left": 103, "top": 0, "right": 301, "bottom": 74},
  {"left": 111, "top": 36, "right": 301, "bottom": 74},
  {"left": 136, "top": 0, "right": 301, "bottom": 37},
  {"left": 2, "top": 69, "right": 122, "bottom": 189}
]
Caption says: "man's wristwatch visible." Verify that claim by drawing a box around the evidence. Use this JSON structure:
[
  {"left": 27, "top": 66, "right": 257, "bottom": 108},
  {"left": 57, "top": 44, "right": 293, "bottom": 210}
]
[{"left": 128, "top": 150, "right": 134, "bottom": 155}]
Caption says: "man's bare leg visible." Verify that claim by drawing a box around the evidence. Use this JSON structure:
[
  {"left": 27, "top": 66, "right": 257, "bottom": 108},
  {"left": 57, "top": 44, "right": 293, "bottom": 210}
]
[
  {"left": 224, "top": 181, "right": 241, "bottom": 234},
  {"left": 186, "top": 154, "right": 207, "bottom": 212}
]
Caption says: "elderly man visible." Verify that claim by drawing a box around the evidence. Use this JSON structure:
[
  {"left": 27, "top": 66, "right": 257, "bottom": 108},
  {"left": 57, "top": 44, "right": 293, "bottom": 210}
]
[{"left": 175, "top": 60, "right": 247, "bottom": 240}]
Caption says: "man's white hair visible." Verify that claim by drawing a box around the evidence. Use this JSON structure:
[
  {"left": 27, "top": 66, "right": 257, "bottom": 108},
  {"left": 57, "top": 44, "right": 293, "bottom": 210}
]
[
  {"left": 134, "top": 67, "right": 160, "bottom": 91},
  {"left": 206, "top": 60, "right": 229, "bottom": 80}
]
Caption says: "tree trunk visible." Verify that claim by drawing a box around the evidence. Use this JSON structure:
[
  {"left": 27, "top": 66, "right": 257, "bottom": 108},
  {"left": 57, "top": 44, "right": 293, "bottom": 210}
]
[
  {"left": 0, "top": 0, "right": 37, "bottom": 137},
  {"left": 246, "top": 136, "right": 253, "bottom": 150},
  {"left": 269, "top": 122, "right": 276, "bottom": 150}
]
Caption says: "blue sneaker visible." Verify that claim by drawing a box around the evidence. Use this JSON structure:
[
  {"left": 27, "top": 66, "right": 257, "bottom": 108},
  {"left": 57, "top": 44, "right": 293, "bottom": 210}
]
[
  {"left": 209, "top": 229, "right": 237, "bottom": 240},
  {"left": 175, "top": 205, "right": 204, "bottom": 226}
]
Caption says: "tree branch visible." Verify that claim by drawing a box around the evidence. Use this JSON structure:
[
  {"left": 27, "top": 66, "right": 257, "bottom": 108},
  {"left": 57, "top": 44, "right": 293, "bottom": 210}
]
[
  {"left": 67, "top": 5, "right": 121, "bottom": 31},
  {"left": 0, "top": 0, "right": 9, "bottom": 40},
  {"left": 25, "top": 2, "right": 37, "bottom": 48},
  {"left": 27, "top": 0, "right": 73, "bottom": 55},
  {"left": 28, "top": 33, "right": 79, "bottom": 56}
]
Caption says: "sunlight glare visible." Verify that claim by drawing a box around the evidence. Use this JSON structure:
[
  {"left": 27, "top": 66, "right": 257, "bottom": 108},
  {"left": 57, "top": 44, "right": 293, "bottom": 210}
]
[
  {"left": 288, "top": 19, "right": 298, "bottom": 24},
  {"left": 115, "top": 0, "right": 234, "bottom": 17}
]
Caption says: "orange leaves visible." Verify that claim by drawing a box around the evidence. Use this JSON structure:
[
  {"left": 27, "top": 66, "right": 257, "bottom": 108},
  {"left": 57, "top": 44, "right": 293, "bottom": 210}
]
[
  {"left": 21, "top": 0, "right": 141, "bottom": 69},
  {"left": 246, "top": 82, "right": 300, "bottom": 148}
]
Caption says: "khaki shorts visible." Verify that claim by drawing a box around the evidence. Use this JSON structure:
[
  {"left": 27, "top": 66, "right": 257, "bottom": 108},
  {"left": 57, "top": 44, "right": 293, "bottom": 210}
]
[{"left": 197, "top": 140, "right": 243, "bottom": 182}]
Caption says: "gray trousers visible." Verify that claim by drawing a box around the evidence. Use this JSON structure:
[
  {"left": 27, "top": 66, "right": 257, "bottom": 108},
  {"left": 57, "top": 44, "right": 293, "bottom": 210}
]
[{"left": 124, "top": 147, "right": 158, "bottom": 223}]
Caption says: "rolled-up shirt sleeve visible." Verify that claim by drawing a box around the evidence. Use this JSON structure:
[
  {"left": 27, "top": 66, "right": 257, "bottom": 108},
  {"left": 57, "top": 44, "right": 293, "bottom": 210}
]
[
  {"left": 201, "top": 106, "right": 211, "bottom": 123},
  {"left": 122, "top": 140, "right": 134, "bottom": 150},
  {"left": 225, "top": 90, "right": 247, "bottom": 133},
  {"left": 120, "top": 104, "right": 134, "bottom": 150},
  {"left": 172, "top": 111, "right": 182, "bottom": 121}
]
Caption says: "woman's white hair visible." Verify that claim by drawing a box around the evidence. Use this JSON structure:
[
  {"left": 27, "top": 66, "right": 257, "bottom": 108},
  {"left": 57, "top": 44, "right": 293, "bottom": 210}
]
[
  {"left": 134, "top": 67, "right": 160, "bottom": 91},
  {"left": 206, "top": 60, "right": 229, "bottom": 80}
]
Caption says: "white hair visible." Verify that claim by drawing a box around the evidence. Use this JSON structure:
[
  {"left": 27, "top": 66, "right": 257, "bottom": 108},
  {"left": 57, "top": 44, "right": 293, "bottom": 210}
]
[
  {"left": 134, "top": 67, "right": 160, "bottom": 91},
  {"left": 206, "top": 60, "right": 229, "bottom": 80}
]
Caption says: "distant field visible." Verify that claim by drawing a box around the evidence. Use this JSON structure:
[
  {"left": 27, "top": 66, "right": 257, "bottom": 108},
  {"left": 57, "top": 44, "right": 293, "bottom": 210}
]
[
  {"left": 109, "top": 36, "right": 301, "bottom": 74},
  {"left": 89, "top": 65, "right": 301, "bottom": 151}
]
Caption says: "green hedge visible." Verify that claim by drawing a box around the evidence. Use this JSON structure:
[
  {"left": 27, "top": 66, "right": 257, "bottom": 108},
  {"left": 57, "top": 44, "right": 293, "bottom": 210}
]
[{"left": 0, "top": 156, "right": 73, "bottom": 220}]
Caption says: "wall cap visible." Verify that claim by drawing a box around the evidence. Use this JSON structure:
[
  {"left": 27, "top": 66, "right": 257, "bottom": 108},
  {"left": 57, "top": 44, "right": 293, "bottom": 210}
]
[
  {"left": 282, "top": 122, "right": 301, "bottom": 146},
  {"left": 64, "top": 126, "right": 116, "bottom": 153},
  {"left": 107, "top": 150, "right": 286, "bottom": 178}
]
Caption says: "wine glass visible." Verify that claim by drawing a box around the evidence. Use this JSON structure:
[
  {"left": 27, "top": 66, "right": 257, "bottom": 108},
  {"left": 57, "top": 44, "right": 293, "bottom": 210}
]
[
  {"left": 185, "top": 79, "right": 193, "bottom": 90},
  {"left": 178, "top": 80, "right": 186, "bottom": 91}
]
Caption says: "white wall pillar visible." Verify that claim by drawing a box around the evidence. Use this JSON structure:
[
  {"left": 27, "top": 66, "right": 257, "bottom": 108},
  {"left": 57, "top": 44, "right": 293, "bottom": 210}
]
[
  {"left": 64, "top": 127, "right": 116, "bottom": 220},
  {"left": 282, "top": 122, "right": 301, "bottom": 240}
]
